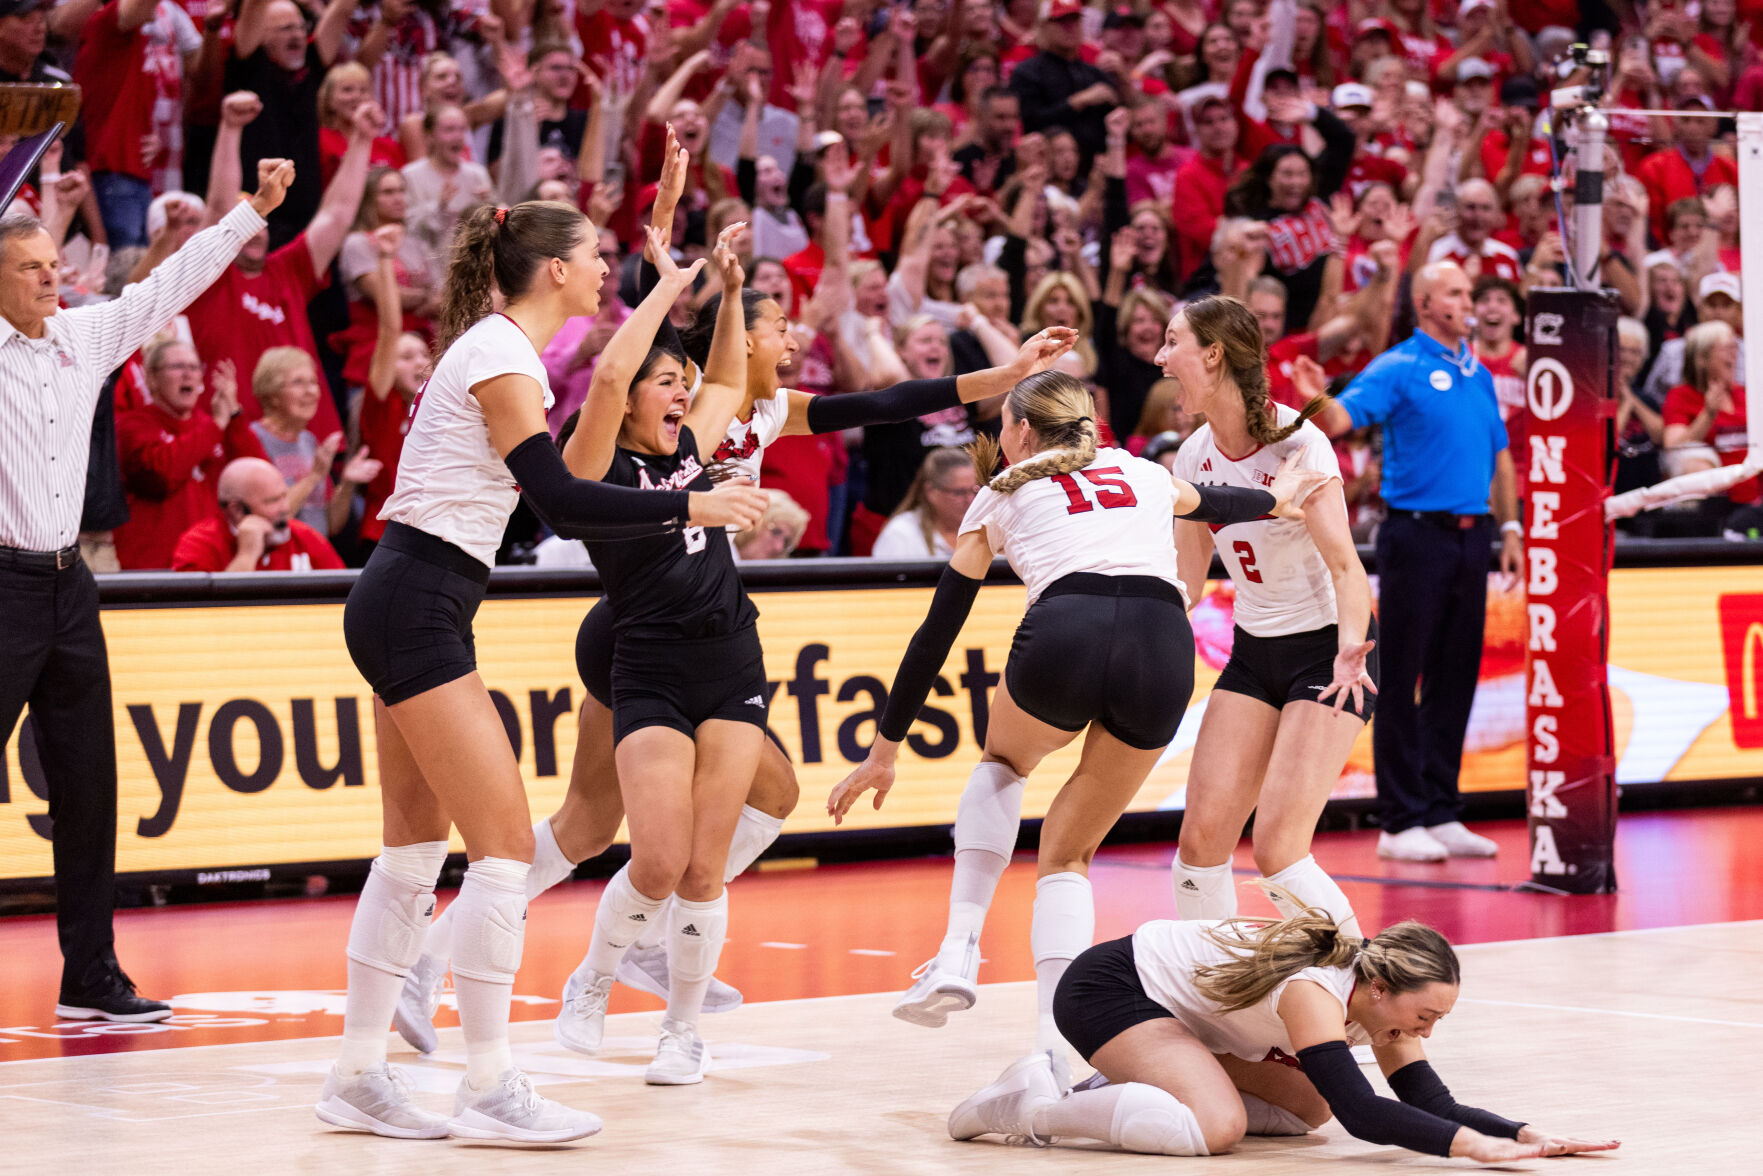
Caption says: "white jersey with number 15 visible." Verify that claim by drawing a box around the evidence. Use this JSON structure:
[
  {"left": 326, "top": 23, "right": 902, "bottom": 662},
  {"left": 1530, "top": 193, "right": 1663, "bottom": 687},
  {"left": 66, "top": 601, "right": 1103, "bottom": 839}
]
[
  {"left": 1170, "top": 403, "right": 1341, "bottom": 638},
  {"left": 959, "top": 446, "right": 1190, "bottom": 608}
]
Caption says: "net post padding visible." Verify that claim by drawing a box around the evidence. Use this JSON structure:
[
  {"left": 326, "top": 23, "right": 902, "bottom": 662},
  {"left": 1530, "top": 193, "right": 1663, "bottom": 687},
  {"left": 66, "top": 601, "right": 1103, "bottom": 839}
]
[{"left": 1521, "top": 289, "right": 1619, "bottom": 894}]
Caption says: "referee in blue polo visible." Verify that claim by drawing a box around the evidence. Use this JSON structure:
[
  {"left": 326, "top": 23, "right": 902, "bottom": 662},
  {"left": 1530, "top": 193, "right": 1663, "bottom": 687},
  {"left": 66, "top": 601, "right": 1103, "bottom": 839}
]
[{"left": 1308, "top": 261, "right": 1523, "bottom": 864}]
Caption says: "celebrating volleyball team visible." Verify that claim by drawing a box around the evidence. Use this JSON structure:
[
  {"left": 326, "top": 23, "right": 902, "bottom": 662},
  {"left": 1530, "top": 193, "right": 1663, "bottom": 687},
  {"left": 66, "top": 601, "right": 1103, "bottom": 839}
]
[{"left": 317, "top": 130, "right": 1618, "bottom": 1163}]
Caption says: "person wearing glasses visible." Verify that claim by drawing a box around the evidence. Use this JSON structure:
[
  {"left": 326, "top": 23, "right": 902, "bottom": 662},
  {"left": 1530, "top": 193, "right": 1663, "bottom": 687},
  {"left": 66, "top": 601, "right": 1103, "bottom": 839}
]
[{"left": 872, "top": 447, "right": 981, "bottom": 559}]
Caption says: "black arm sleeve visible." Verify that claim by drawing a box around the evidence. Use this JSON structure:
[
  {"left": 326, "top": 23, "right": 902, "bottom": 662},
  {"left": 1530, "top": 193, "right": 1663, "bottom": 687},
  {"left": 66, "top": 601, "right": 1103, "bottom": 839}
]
[
  {"left": 1311, "top": 107, "right": 1357, "bottom": 202},
  {"left": 788, "top": 156, "right": 817, "bottom": 213},
  {"left": 877, "top": 566, "right": 984, "bottom": 742},
  {"left": 1387, "top": 1061, "right": 1525, "bottom": 1139},
  {"left": 1296, "top": 1041, "right": 1460, "bottom": 1157},
  {"left": 736, "top": 156, "right": 757, "bottom": 205},
  {"left": 804, "top": 377, "right": 961, "bottom": 434},
  {"left": 998, "top": 233, "right": 1029, "bottom": 324},
  {"left": 505, "top": 434, "right": 691, "bottom": 541},
  {"left": 1176, "top": 484, "right": 1277, "bottom": 524},
  {"left": 637, "top": 254, "right": 687, "bottom": 360}
]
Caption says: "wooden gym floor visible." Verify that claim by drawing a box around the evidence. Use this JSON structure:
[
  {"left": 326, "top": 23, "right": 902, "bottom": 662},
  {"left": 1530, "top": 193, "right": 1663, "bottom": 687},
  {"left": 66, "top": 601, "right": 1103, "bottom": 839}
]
[{"left": 2, "top": 810, "right": 1760, "bottom": 1171}]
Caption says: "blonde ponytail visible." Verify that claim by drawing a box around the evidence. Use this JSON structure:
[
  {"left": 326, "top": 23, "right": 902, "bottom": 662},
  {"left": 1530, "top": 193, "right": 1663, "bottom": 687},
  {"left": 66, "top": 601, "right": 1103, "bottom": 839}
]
[
  {"left": 1193, "top": 882, "right": 1460, "bottom": 1013},
  {"left": 974, "top": 371, "right": 1101, "bottom": 496}
]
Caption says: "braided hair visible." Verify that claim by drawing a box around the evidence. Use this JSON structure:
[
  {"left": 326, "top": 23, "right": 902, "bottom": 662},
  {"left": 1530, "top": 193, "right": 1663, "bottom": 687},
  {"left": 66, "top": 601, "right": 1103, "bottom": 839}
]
[
  {"left": 967, "top": 371, "right": 1100, "bottom": 495},
  {"left": 1180, "top": 295, "right": 1327, "bottom": 446},
  {"left": 435, "top": 200, "right": 589, "bottom": 352}
]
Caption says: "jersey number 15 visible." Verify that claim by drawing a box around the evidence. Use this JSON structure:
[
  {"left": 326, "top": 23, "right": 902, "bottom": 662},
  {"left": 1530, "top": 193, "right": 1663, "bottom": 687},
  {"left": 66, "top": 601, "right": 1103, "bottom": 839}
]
[{"left": 1050, "top": 468, "right": 1139, "bottom": 515}]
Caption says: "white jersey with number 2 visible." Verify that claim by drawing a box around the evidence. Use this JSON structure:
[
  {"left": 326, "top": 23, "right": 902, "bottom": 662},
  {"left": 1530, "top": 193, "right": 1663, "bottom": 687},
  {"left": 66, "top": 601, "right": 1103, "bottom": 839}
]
[
  {"left": 959, "top": 446, "right": 1190, "bottom": 608},
  {"left": 1170, "top": 404, "right": 1341, "bottom": 637}
]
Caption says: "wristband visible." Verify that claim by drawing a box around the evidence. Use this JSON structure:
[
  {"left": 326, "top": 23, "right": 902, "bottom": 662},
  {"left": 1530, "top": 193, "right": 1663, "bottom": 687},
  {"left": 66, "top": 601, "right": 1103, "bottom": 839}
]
[{"left": 1500, "top": 520, "right": 1522, "bottom": 536}]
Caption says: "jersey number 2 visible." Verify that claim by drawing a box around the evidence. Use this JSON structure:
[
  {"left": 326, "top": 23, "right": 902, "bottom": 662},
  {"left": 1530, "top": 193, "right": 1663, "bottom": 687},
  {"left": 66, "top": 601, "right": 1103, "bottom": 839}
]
[
  {"left": 1233, "top": 541, "right": 1263, "bottom": 583},
  {"left": 1050, "top": 468, "right": 1139, "bottom": 515}
]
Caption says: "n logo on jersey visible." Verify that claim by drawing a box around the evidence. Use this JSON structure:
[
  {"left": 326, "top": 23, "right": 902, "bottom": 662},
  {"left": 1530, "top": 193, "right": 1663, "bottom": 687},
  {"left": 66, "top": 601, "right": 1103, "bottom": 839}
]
[{"left": 714, "top": 428, "right": 760, "bottom": 464}]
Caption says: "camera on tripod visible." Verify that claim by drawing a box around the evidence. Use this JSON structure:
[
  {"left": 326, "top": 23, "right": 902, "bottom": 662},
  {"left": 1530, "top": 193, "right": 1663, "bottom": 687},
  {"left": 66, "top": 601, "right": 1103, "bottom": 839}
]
[{"left": 1549, "top": 43, "right": 1610, "bottom": 111}]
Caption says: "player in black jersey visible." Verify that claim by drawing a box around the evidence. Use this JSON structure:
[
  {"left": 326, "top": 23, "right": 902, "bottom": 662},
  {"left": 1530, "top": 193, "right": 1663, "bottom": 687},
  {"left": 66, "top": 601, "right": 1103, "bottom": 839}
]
[{"left": 547, "top": 219, "right": 764, "bottom": 1085}]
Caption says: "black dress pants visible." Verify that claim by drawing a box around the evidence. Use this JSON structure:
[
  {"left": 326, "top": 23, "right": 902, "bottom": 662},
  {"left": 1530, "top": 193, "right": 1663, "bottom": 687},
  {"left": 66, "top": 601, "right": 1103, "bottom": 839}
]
[
  {"left": 0, "top": 555, "right": 118, "bottom": 994},
  {"left": 1371, "top": 514, "right": 1494, "bottom": 834}
]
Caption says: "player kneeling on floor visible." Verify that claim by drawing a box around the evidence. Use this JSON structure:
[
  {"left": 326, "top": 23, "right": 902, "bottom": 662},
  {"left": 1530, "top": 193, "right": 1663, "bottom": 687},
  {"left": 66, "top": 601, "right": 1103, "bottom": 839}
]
[{"left": 949, "top": 887, "right": 1620, "bottom": 1162}]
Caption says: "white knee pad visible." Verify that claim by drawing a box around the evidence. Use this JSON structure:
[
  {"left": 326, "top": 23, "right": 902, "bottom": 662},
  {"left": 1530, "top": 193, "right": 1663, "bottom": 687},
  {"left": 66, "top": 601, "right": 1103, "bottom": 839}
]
[
  {"left": 1112, "top": 1083, "right": 1210, "bottom": 1156},
  {"left": 344, "top": 843, "right": 447, "bottom": 975},
  {"left": 954, "top": 761, "right": 1025, "bottom": 859},
  {"left": 450, "top": 857, "right": 531, "bottom": 984},
  {"left": 1240, "top": 1091, "right": 1312, "bottom": 1137},
  {"left": 1264, "top": 855, "right": 1361, "bottom": 938}
]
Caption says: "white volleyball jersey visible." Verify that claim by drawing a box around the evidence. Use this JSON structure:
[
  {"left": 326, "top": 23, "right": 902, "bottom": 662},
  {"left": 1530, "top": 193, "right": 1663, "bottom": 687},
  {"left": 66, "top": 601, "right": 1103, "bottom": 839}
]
[
  {"left": 1170, "top": 406, "right": 1341, "bottom": 637},
  {"left": 706, "top": 388, "right": 793, "bottom": 485},
  {"left": 381, "top": 314, "right": 555, "bottom": 568},
  {"left": 1132, "top": 920, "right": 1371, "bottom": 1063},
  {"left": 959, "top": 446, "right": 1188, "bottom": 608}
]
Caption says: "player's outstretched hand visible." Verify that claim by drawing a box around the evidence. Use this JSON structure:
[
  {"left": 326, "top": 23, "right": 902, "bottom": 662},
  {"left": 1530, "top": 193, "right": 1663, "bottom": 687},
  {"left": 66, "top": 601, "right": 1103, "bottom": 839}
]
[
  {"left": 1267, "top": 452, "right": 1329, "bottom": 519},
  {"left": 648, "top": 224, "right": 707, "bottom": 288},
  {"left": 1007, "top": 326, "right": 1079, "bottom": 381},
  {"left": 1317, "top": 640, "right": 1377, "bottom": 714},
  {"left": 1453, "top": 1133, "right": 1545, "bottom": 1163},
  {"left": 687, "top": 478, "right": 768, "bottom": 531},
  {"left": 1516, "top": 1126, "right": 1621, "bottom": 1157},
  {"left": 828, "top": 756, "right": 896, "bottom": 825},
  {"left": 712, "top": 220, "right": 748, "bottom": 290}
]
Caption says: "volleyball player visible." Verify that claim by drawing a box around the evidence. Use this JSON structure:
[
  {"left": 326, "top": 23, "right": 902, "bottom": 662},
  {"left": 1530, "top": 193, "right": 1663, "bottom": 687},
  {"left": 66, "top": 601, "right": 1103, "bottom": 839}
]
[
  {"left": 949, "top": 893, "right": 1619, "bottom": 1161},
  {"left": 1163, "top": 296, "right": 1377, "bottom": 938},
  {"left": 395, "top": 132, "right": 1080, "bottom": 1055},
  {"left": 317, "top": 200, "right": 765, "bottom": 1141},
  {"left": 828, "top": 372, "right": 1327, "bottom": 1089}
]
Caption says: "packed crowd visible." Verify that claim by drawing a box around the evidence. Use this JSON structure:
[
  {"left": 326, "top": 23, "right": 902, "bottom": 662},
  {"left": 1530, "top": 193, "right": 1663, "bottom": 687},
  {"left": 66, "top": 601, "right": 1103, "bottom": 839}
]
[{"left": 18, "top": 0, "right": 1761, "bottom": 573}]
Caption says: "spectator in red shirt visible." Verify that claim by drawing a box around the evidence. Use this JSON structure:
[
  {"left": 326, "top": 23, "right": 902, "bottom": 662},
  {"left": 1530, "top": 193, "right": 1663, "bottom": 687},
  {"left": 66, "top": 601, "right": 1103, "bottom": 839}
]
[
  {"left": 1170, "top": 93, "right": 1244, "bottom": 282},
  {"left": 74, "top": 0, "right": 203, "bottom": 248},
  {"left": 1637, "top": 96, "right": 1738, "bottom": 244},
  {"left": 1426, "top": 179, "right": 1524, "bottom": 283},
  {"left": 182, "top": 89, "right": 379, "bottom": 442},
  {"left": 1123, "top": 98, "right": 1188, "bottom": 207},
  {"left": 317, "top": 61, "right": 407, "bottom": 188},
  {"left": 113, "top": 345, "right": 265, "bottom": 569},
  {"left": 355, "top": 229, "right": 428, "bottom": 550},
  {"left": 1662, "top": 319, "right": 1756, "bottom": 506},
  {"left": 171, "top": 457, "right": 346, "bottom": 572}
]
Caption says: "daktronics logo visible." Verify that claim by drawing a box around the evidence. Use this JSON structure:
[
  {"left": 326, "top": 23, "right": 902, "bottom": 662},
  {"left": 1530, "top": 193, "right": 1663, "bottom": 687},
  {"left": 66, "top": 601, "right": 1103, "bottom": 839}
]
[{"left": 1718, "top": 594, "right": 1763, "bottom": 749}]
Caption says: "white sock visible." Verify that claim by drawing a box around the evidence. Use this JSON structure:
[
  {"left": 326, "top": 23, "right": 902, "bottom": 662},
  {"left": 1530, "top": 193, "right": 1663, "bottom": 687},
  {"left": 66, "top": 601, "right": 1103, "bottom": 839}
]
[
  {"left": 664, "top": 890, "right": 729, "bottom": 1027},
  {"left": 1030, "top": 872, "right": 1094, "bottom": 1055},
  {"left": 936, "top": 849, "right": 1006, "bottom": 975},
  {"left": 584, "top": 864, "right": 668, "bottom": 977},
  {"left": 529, "top": 817, "right": 579, "bottom": 896},
  {"left": 450, "top": 857, "right": 530, "bottom": 1089},
  {"left": 1240, "top": 1090, "right": 1311, "bottom": 1136},
  {"left": 936, "top": 762, "right": 1025, "bottom": 974},
  {"left": 338, "top": 842, "right": 447, "bottom": 1075},
  {"left": 725, "top": 804, "right": 786, "bottom": 880},
  {"left": 1172, "top": 851, "right": 1236, "bottom": 920},
  {"left": 1263, "top": 854, "right": 1361, "bottom": 939},
  {"left": 1032, "top": 1083, "right": 1210, "bottom": 1155}
]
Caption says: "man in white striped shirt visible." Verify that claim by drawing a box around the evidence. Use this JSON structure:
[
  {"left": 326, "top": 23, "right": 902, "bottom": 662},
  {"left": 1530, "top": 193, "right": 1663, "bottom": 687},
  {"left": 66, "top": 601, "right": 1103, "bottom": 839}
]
[{"left": 0, "top": 156, "right": 296, "bottom": 1022}]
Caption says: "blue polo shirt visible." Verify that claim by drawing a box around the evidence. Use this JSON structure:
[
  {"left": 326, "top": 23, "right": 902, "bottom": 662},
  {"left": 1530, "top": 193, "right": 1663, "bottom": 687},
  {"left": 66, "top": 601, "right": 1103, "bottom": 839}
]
[{"left": 1336, "top": 330, "right": 1507, "bottom": 514}]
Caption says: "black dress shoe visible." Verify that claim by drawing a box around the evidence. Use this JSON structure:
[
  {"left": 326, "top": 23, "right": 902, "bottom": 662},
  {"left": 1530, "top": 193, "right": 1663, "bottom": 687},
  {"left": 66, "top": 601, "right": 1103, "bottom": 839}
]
[{"left": 55, "top": 968, "right": 173, "bottom": 1023}]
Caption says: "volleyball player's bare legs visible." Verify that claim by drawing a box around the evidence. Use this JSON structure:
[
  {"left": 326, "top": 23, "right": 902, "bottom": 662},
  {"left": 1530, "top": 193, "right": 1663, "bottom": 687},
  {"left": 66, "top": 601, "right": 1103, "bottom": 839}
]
[{"left": 1177, "top": 691, "right": 1366, "bottom": 936}]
